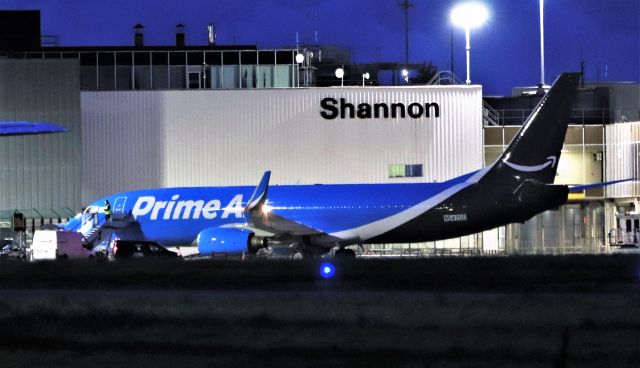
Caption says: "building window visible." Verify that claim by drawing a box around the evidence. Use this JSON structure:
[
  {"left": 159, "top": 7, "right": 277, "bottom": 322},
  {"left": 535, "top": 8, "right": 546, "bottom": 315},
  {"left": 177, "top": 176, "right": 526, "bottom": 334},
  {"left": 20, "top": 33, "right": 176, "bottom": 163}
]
[
  {"left": 389, "top": 164, "right": 423, "bottom": 178},
  {"left": 37, "top": 48, "right": 295, "bottom": 91}
]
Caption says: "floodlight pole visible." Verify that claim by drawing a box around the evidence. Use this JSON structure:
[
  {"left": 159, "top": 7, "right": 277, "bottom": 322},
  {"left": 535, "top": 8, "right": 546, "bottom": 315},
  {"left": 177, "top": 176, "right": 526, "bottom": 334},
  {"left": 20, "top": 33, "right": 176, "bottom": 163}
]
[
  {"left": 451, "top": 2, "right": 489, "bottom": 85},
  {"left": 398, "top": 0, "right": 414, "bottom": 65},
  {"left": 465, "top": 27, "right": 471, "bottom": 85},
  {"left": 539, "top": 0, "right": 545, "bottom": 85}
]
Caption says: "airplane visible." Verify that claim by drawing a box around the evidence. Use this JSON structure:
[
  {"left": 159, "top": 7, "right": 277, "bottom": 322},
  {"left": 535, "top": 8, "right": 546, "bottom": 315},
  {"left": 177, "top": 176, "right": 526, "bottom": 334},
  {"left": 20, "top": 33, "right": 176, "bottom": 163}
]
[
  {"left": 61, "top": 72, "right": 629, "bottom": 258},
  {"left": 0, "top": 121, "right": 68, "bottom": 136}
]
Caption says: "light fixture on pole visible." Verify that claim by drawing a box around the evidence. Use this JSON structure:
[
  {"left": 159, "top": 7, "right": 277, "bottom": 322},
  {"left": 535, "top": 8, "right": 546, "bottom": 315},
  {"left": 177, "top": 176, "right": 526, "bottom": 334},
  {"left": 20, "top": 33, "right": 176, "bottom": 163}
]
[
  {"left": 335, "top": 67, "right": 344, "bottom": 87},
  {"left": 450, "top": 2, "right": 489, "bottom": 85},
  {"left": 401, "top": 69, "right": 409, "bottom": 83},
  {"left": 295, "top": 53, "right": 304, "bottom": 87},
  {"left": 362, "top": 72, "right": 370, "bottom": 87}
]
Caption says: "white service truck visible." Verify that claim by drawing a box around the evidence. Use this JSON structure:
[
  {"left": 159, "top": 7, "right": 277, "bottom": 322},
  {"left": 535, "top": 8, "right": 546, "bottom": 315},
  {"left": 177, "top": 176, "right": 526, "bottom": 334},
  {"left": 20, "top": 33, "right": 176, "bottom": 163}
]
[{"left": 27, "top": 230, "right": 86, "bottom": 261}]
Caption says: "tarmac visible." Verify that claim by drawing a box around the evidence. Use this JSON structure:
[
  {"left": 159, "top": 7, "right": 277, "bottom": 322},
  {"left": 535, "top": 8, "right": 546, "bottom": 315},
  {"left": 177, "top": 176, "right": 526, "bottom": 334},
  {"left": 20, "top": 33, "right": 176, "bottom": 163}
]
[{"left": 0, "top": 255, "right": 639, "bottom": 367}]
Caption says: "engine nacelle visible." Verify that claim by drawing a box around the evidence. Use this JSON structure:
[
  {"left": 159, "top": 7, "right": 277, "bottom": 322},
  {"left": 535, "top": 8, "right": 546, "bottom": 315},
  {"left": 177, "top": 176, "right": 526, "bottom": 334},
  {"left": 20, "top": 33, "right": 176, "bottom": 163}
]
[{"left": 197, "top": 227, "right": 265, "bottom": 255}]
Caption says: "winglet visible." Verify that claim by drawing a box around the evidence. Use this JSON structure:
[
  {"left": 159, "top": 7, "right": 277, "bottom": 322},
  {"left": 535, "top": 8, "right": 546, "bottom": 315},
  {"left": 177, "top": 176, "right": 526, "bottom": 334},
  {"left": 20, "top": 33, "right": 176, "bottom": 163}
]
[{"left": 245, "top": 171, "right": 271, "bottom": 212}]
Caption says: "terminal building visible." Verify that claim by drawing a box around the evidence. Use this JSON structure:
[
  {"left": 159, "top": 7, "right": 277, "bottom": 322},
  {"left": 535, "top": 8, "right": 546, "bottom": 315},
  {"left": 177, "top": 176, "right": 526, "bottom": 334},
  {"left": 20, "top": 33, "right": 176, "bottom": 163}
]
[{"left": 0, "top": 10, "right": 639, "bottom": 255}]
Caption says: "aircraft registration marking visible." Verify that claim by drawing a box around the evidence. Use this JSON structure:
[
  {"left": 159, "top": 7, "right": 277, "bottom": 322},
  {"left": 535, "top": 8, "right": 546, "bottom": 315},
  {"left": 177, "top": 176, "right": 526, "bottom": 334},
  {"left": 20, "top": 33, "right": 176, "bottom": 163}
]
[{"left": 443, "top": 214, "right": 468, "bottom": 222}]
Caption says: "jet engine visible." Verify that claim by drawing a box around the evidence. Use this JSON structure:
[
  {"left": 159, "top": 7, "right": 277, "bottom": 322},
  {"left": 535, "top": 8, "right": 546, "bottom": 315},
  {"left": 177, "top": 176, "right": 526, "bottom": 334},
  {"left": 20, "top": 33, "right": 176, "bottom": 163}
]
[{"left": 196, "top": 227, "right": 266, "bottom": 255}]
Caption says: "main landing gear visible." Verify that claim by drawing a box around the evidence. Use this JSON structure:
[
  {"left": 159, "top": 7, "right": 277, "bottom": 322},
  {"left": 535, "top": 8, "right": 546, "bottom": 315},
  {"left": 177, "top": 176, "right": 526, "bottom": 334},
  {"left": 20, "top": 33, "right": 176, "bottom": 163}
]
[{"left": 334, "top": 247, "right": 356, "bottom": 259}]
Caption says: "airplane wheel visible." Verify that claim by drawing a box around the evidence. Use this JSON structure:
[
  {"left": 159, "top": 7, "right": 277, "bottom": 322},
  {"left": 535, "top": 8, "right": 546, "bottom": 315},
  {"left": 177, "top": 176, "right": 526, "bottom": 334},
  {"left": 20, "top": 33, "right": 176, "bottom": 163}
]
[
  {"left": 291, "top": 248, "right": 314, "bottom": 259},
  {"left": 334, "top": 248, "right": 356, "bottom": 259}
]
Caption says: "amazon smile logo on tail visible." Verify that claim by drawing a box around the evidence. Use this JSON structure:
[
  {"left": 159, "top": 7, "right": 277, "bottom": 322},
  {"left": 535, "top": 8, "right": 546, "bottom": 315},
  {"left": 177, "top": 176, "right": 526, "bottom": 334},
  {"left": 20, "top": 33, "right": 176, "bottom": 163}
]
[{"left": 503, "top": 156, "right": 557, "bottom": 172}]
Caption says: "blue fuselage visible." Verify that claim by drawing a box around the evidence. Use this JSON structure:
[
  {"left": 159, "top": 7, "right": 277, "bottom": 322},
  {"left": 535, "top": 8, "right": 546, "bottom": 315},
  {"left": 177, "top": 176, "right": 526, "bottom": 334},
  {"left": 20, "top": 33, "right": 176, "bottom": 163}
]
[{"left": 67, "top": 171, "right": 487, "bottom": 247}]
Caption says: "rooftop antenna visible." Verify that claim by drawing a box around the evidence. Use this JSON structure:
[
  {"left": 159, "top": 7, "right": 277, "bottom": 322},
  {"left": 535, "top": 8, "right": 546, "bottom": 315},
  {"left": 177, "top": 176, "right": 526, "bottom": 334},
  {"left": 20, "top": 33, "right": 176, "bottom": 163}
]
[
  {"left": 303, "top": 0, "right": 318, "bottom": 44},
  {"left": 398, "top": 0, "right": 414, "bottom": 65},
  {"left": 450, "top": 24, "right": 454, "bottom": 74}
]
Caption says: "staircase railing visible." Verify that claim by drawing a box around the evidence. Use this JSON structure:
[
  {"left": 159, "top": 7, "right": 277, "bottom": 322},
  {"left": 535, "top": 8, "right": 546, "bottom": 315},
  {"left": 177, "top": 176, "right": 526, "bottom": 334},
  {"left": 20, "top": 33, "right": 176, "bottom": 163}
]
[
  {"left": 483, "top": 100, "right": 502, "bottom": 126},
  {"left": 428, "top": 71, "right": 502, "bottom": 126},
  {"left": 83, "top": 215, "right": 105, "bottom": 246},
  {"left": 427, "top": 71, "right": 464, "bottom": 85}
]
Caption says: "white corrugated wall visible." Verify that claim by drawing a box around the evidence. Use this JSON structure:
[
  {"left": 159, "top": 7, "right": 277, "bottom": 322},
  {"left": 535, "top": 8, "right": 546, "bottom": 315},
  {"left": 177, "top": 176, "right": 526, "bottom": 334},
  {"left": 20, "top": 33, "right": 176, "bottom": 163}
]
[
  {"left": 605, "top": 121, "right": 640, "bottom": 198},
  {"left": 81, "top": 86, "right": 483, "bottom": 202}
]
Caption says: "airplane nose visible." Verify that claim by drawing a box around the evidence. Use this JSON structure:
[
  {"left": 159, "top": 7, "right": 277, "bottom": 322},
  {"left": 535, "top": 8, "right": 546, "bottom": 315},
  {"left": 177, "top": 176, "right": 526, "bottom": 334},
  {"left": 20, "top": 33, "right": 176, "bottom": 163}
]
[{"left": 64, "top": 217, "right": 81, "bottom": 231}]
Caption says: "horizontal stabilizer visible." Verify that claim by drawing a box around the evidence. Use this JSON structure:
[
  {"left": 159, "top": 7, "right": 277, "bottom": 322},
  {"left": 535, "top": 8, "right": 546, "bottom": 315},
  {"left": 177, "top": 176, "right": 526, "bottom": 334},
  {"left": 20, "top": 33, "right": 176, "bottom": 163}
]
[{"left": 568, "top": 178, "right": 636, "bottom": 192}]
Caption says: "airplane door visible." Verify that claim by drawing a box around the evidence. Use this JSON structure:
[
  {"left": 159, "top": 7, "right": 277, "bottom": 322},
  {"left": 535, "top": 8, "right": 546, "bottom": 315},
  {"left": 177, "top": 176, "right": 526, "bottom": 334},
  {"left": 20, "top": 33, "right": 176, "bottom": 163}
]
[{"left": 111, "top": 197, "right": 128, "bottom": 221}]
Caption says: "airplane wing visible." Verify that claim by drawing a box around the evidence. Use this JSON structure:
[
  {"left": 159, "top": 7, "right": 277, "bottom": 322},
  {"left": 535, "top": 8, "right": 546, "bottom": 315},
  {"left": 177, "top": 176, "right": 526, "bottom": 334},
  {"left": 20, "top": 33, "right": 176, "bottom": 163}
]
[
  {"left": 249, "top": 212, "right": 326, "bottom": 236},
  {"left": 568, "top": 178, "right": 635, "bottom": 192},
  {"left": 243, "top": 171, "right": 343, "bottom": 245},
  {"left": 0, "top": 121, "right": 69, "bottom": 136}
]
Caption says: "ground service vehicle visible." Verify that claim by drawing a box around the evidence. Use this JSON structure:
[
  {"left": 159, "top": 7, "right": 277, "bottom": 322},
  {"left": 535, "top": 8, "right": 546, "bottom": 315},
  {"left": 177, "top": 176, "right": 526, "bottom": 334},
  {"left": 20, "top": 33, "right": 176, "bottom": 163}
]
[
  {"left": 30, "top": 230, "right": 87, "bottom": 261},
  {"left": 0, "top": 240, "right": 26, "bottom": 261},
  {"left": 112, "top": 240, "right": 178, "bottom": 260}
]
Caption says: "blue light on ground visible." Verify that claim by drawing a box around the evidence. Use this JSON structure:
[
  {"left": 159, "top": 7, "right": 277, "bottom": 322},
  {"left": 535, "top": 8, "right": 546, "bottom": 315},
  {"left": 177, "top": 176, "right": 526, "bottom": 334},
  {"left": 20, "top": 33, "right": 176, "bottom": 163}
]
[{"left": 320, "top": 262, "right": 335, "bottom": 279}]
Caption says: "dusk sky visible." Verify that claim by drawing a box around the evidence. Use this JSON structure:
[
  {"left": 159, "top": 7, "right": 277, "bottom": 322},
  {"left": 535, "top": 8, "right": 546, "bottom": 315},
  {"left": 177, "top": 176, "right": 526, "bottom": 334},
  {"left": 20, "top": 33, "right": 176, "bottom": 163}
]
[{"left": 0, "top": 0, "right": 638, "bottom": 95}]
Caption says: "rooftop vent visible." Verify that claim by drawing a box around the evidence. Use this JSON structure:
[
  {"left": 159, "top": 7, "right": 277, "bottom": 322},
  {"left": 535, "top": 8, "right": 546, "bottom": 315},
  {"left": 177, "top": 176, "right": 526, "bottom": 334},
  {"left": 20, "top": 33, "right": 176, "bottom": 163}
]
[
  {"left": 133, "top": 23, "right": 144, "bottom": 47},
  {"left": 176, "top": 23, "right": 185, "bottom": 47}
]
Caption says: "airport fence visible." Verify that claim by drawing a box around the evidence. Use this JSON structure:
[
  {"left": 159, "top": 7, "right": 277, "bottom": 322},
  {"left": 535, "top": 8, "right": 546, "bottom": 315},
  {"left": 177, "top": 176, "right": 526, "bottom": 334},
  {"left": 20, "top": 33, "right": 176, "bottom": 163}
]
[
  {"left": 508, "top": 239, "right": 604, "bottom": 256},
  {"left": 360, "top": 247, "right": 507, "bottom": 258}
]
